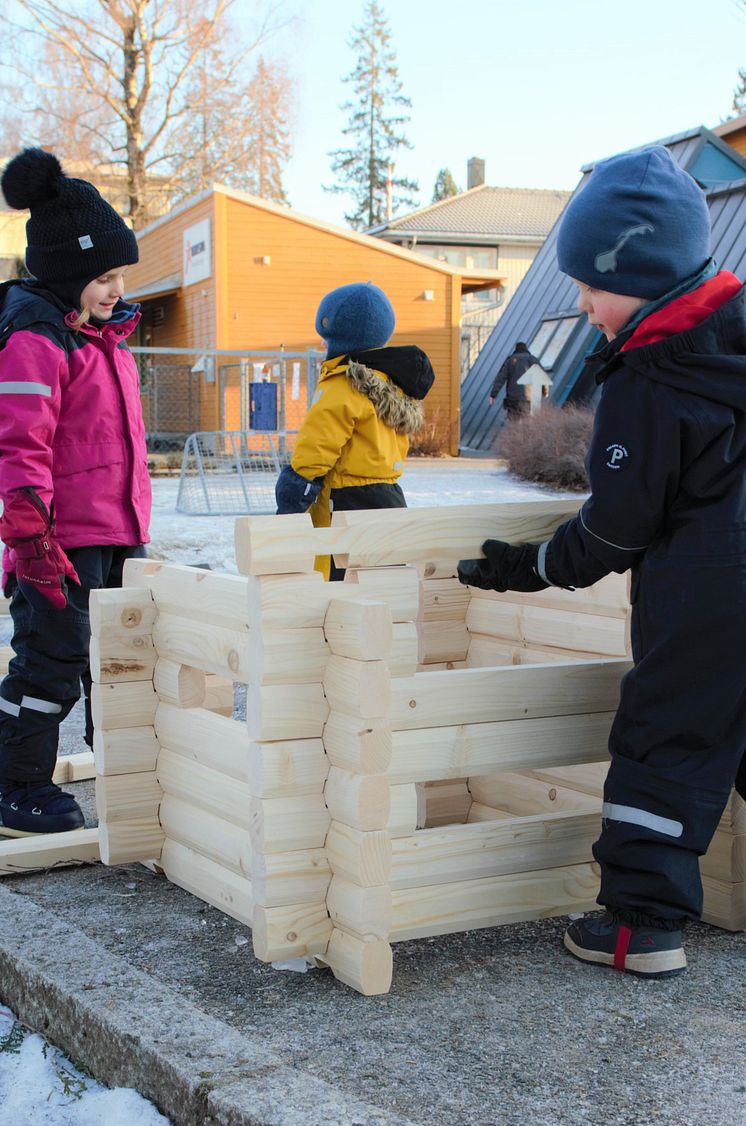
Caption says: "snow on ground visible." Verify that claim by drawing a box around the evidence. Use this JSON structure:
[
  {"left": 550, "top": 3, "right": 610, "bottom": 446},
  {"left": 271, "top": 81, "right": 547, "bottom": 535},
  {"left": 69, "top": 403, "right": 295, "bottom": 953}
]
[
  {"left": 0, "top": 460, "right": 579, "bottom": 1122},
  {"left": 0, "top": 1006, "right": 169, "bottom": 1125}
]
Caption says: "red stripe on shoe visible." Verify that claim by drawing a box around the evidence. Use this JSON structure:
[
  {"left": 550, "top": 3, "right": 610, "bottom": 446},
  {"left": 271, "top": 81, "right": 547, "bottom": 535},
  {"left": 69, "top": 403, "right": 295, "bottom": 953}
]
[{"left": 614, "top": 925, "right": 633, "bottom": 971}]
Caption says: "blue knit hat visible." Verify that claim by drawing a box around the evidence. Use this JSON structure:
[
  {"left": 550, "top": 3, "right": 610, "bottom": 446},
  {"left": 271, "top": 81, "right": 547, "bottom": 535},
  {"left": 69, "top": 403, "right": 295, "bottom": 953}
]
[
  {"left": 557, "top": 146, "right": 711, "bottom": 299},
  {"left": 315, "top": 282, "right": 395, "bottom": 359}
]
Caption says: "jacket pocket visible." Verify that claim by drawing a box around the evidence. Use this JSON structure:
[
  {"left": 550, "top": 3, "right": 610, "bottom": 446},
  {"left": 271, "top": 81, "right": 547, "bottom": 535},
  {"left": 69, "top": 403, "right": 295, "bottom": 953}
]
[{"left": 53, "top": 442, "right": 124, "bottom": 478}]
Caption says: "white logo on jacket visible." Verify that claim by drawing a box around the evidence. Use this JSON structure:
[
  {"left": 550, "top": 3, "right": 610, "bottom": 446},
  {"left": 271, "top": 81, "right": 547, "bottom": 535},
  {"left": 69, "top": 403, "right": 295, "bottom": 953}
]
[{"left": 606, "top": 443, "right": 628, "bottom": 470}]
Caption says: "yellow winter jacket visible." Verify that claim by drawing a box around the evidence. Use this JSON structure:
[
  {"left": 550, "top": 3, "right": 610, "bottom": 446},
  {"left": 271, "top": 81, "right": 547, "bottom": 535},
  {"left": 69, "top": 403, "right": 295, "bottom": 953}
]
[{"left": 291, "top": 354, "right": 424, "bottom": 528}]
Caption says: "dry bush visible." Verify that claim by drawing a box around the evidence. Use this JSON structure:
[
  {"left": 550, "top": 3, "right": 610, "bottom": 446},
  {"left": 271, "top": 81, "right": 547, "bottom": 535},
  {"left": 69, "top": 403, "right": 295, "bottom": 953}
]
[
  {"left": 409, "top": 408, "right": 448, "bottom": 457},
  {"left": 495, "top": 403, "right": 594, "bottom": 491}
]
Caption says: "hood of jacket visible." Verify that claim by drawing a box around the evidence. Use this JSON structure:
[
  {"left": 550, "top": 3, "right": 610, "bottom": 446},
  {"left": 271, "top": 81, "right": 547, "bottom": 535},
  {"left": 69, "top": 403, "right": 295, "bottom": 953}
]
[
  {"left": 349, "top": 344, "right": 435, "bottom": 400},
  {"left": 0, "top": 278, "right": 139, "bottom": 340},
  {"left": 591, "top": 274, "right": 746, "bottom": 413}
]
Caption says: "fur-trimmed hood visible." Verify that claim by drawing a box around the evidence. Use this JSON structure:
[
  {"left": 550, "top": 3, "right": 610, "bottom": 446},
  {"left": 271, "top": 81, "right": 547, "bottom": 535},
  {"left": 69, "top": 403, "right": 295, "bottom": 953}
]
[{"left": 345, "top": 359, "right": 425, "bottom": 436}]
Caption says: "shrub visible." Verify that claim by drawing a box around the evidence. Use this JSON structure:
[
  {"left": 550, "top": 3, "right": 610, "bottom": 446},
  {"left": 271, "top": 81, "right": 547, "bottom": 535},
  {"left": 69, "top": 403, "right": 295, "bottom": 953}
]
[
  {"left": 409, "top": 408, "right": 448, "bottom": 457},
  {"left": 495, "top": 403, "right": 594, "bottom": 491}
]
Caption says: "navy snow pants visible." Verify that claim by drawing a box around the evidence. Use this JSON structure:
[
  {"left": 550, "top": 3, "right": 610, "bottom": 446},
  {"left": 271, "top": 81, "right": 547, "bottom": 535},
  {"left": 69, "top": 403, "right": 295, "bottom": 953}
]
[{"left": 0, "top": 545, "right": 145, "bottom": 785}]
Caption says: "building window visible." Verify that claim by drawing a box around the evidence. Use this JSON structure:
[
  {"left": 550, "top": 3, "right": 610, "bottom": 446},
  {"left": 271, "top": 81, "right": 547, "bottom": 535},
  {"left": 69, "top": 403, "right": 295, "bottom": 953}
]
[
  {"left": 529, "top": 314, "right": 580, "bottom": 369},
  {"left": 415, "top": 244, "right": 498, "bottom": 270}
]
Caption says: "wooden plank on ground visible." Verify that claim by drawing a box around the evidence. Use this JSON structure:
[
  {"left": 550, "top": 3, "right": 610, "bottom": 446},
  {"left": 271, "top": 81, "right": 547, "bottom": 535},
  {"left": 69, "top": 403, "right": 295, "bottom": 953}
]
[{"left": 0, "top": 828, "right": 99, "bottom": 875}]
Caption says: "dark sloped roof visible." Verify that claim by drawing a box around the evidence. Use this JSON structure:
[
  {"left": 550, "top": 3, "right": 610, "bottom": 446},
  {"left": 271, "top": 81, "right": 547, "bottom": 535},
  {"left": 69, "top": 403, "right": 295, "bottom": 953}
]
[
  {"left": 372, "top": 185, "right": 572, "bottom": 241},
  {"left": 459, "top": 126, "right": 746, "bottom": 452}
]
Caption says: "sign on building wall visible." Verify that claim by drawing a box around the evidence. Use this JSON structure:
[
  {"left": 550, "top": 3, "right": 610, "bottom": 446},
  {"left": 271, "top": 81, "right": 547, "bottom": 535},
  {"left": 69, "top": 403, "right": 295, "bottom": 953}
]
[{"left": 183, "top": 218, "right": 212, "bottom": 287}]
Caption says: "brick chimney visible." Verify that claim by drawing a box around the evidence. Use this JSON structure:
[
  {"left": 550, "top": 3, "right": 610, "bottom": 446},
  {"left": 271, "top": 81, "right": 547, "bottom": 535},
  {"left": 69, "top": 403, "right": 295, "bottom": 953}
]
[{"left": 467, "top": 157, "right": 485, "bottom": 190}]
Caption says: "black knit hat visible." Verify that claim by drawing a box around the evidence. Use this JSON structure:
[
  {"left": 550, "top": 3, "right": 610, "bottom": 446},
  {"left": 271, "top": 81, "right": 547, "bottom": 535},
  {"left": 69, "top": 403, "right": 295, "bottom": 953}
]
[{"left": 1, "top": 148, "right": 139, "bottom": 284}]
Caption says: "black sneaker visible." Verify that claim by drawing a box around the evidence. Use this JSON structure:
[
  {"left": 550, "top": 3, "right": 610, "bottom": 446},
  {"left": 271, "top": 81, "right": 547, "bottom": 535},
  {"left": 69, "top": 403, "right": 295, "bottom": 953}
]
[
  {"left": 0, "top": 783, "right": 85, "bottom": 836},
  {"left": 564, "top": 912, "right": 686, "bottom": 978}
]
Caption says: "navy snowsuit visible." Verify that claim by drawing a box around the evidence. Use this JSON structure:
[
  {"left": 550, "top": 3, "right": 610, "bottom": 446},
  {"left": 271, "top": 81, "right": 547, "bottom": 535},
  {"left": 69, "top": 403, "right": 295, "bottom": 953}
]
[{"left": 545, "top": 282, "right": 746, "bottom": 926}]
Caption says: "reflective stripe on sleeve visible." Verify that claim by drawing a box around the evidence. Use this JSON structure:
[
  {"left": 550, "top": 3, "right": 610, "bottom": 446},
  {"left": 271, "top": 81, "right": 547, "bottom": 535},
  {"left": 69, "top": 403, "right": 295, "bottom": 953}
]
[
  {"left": 602, "top": 801, "right": 683, "bottom": 838},
  {"left": 580, "top": 507, "right": 648, "bottom": 552},
  {"left": 0, "top": 697, "right": 21, "bottom": 717},
  {"left": 0, "top": 382, "right": 52, "bottom": 396},
  {"left": 20, "top": 695, "right": 62, "bottom": 715}
]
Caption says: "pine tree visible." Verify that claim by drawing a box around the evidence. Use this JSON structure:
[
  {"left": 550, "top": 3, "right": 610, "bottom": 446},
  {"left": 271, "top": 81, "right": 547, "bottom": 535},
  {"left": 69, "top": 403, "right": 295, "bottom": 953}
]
[
  {"left": 432, "top": 168, "right": 460, "bottom": 203},
  {"left": 326, "top": 0, "right": 418, "bottom": 229},
  {"left": 733, "top": 67, "right": 746, "bottom": 115}
]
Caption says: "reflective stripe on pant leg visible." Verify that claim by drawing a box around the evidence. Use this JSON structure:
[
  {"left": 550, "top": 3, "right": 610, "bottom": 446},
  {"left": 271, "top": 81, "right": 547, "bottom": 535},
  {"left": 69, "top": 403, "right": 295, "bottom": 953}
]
[{"left": 602, "top": 801, "right": 683, "bottom": 839}]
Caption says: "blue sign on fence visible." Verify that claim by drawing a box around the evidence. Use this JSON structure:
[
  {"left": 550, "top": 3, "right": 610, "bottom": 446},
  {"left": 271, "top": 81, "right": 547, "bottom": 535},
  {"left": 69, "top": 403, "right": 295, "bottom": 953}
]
[{"left": 249, "top": 381, "right": 278, "bottom": 430}]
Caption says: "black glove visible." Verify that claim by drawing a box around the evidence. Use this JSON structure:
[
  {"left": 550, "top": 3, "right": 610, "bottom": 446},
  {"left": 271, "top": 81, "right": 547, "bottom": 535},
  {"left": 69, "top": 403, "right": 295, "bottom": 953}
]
[
  {"left": 457, "top": 540, "right": 550, "bottom": 593},
  {"left": 275, "top": 465, "right": 323, "bottom": 515}
]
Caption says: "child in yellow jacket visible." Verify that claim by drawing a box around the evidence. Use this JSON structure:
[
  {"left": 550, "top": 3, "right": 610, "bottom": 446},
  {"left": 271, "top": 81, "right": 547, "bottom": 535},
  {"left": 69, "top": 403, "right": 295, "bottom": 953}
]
[{"left": 275, "top": 282, "right": 434, "bottom": 576}]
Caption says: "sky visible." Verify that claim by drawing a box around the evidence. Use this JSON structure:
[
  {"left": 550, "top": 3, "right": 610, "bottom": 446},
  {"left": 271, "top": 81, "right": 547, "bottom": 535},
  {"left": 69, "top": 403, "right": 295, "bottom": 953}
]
[{"left": 264, "top": 0, "right": 746, "bottom": 226}]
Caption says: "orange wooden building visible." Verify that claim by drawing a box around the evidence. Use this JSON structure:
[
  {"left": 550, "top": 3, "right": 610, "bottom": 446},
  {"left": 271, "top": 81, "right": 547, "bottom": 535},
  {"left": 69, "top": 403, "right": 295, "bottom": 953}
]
[{"left": 126, "top": 186, "right": 503, "bottom": 455}]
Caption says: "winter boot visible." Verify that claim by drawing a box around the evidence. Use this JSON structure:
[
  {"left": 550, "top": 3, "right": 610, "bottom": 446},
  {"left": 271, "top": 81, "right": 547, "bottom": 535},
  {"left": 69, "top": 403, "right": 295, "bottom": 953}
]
[
  {"left": 564, "top": 912, "right": 686, "bottom": 978},
  {"left": 0, "top": 782, "right": 85, "bottom": 836}
]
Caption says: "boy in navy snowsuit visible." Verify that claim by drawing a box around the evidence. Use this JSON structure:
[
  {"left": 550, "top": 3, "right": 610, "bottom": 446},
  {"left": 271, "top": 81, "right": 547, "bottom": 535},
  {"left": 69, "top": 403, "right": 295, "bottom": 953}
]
[{"left": 459, "top": 146, "right": 746, "bottom": 977}]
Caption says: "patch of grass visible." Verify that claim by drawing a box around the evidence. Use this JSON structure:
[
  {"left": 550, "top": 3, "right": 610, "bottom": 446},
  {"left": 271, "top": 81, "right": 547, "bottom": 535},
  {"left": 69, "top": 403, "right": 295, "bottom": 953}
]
[{"left": 495, "top": 403, "right": 594, "bottom": 491}]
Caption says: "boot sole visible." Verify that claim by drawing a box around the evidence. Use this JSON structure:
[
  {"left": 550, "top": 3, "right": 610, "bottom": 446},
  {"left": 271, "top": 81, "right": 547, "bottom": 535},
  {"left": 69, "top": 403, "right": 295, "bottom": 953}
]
[{"left": 564, "top": 931, "right": 687, "bottom": 978}]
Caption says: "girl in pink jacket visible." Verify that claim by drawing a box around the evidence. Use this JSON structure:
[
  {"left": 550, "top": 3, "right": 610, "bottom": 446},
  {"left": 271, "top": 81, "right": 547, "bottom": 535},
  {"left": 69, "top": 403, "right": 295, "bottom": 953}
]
[{"left": 0, "top": 148, "right": 151, "bottom": 835}]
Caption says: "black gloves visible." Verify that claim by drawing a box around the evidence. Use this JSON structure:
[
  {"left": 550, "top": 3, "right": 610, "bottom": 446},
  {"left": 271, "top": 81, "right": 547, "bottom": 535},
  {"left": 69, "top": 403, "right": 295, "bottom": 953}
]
[
  {"left": 457, "top": 540, "right": 550, "bottom": 593},
  {"left": 275, "top": 465, "right": 323, "bottom": 515}
]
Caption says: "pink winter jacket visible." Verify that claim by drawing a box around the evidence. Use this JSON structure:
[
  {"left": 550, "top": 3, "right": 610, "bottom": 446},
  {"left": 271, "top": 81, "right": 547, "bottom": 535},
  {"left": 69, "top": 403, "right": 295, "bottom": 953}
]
[{"left": 0, "top": 282, "right": 151, "bottom": 548}]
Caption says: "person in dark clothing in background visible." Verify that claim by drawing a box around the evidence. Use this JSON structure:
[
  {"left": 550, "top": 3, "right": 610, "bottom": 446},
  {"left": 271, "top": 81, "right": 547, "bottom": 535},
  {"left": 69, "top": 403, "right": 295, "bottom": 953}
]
[
  {"left": 459, "top": 146, "right": 746, "bottom": 978},
  {"left": 487, "top": 341, "right": 541, "bottom": 419}
]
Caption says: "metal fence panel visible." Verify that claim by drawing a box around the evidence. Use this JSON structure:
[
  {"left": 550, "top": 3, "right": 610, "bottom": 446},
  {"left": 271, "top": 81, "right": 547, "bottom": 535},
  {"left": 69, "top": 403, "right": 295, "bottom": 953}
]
[{"left": 176, "top": 430, "right": 294, "bottom": 515}]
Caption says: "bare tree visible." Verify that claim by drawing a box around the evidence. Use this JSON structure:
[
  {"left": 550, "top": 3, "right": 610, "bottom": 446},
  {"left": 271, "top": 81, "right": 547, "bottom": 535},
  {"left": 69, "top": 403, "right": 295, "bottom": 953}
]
[{"left": 3, "top": 0, "right": 293, "bottom": 227}]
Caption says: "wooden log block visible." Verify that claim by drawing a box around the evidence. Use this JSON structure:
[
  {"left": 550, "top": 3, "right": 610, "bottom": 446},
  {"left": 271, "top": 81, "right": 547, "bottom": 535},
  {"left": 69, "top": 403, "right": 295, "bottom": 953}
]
[
  {"left": 390, "top": 662, "right": 630, "bottom": 732},
  {"left": 323, "top": 712, "right": 391, "bottom": 775},
  {"left": 93, "top": 726, "right": 160, "bottom": 777},
  {"left": 246, "top": 566, "right": 419, "bottom": 630},
  {"left": 89, "top": 634, "right": 157, "bottom": 685},
  {"left": 160, "top": 838, "right": 254, "bottom": 926},
  {"left": 67, "top": 749, "right": 96, "bottom": 782},
  {"left": 154, "top": 659, "right": 206, "bottom": 708},
  {"left": 91, "top": 680, "right": 158, "bottom": 731},
  {"left": 389, "top": 711, "right": 616, "bottom": 784},
  {"left": 323, "top": 655, "right": 389, "bottom": 719},
  {"left": 390, "top": 623, "right": 419, "bottom": 678},
  {"left": 0, "top": 645, "right": 11, "bottom": 676},
  {"left": 158, "top": 793, "right": 252, "bottom": 877},
  {"left": 0, "top": 827, "right": 100, "bottom": 875},
  {"left": 468, "top": 772, "right": 602, "bottom": 815},
  {"left": 465, "top": 599, "right": 628, "bottom": 658},
  {"left": 391, "top": 810, "right": 601, "bottom": 889},
  {"left": 417, "top": 560, "right": 458, "bottom": 581},
  {"left": 420, "top": 577, "right": 471, "bottom": 622},
  {"left": 249, "top": 794, "right": 330, "bottom": 853},
  {"left": 203, "top": 674, "right": 234, "bottom": 717},
  {"left": 387, "top": 783, "right": 423, "bottom": 838},
  {"left": 251, "top": 901, "right": 333, "bottom": 962},
  {"left": 99, "top": 819, "right": 165, "bottom": 865},
  {"left": 247, "top": 738, "right": 328, "bottom": 798},
  {"left": 467, "top": 571, "right": 630, "bottom": 618},
  {"left": 322, "top": 928, "right": 393, "bottom": 996},
  {"left": 326, "top": 875, "right": 392, "bottom": 941},
  {"left": 51, "top": 757, "right": 70, "bottom": 784},
  {"left": 247, "top": 683, "right": 328, "bottom": 741},
  {"left": 89, "top": 587, "right": 156, "bottom": 638},
  {"left": 96, "top": 771, "right": 162, "bottom": 823},
  {"left": 700, "top": 828, "right": 746, "bottom": 883},
  {"left": 324, "top": 598, "right": 392, "bottom": 660},
  {"left": 124, "top": 558, "right": 249, "bottom": 629},
  {"left": 235, "top": 513, "right": 340, "bottom": 576},
  {"left": 246, "top": 626, "right": 328, "bottom": 686},
  {"left": 418, "top": 620, "right": 470, "bottom": 665},
  {"left": 157, "top": 746, "right": 251, "bottom": 828},
  {"left": 156, "top": 703, "right": 249, "bottom": 780},
  {"left": 423, "top": 779, "right": 472, "bottom": 827},
  {"left": 702, "top": 875, "right": 746, "bottom": 931},
  {"left": 464, "top": 635, "right": 520, "bottom": 669},
  {"left": 325, "top": 823, "right": 391, "bottom": 886},
  {"left": 530, "top": 762, "right": 609, "bottom": 798},
  {"left": 152, "top": 613, "right": 249, "bottom": 683},
  {"left": 723, "top": 792, "right": 746, "bottom": 835},
  {"left": 331, "top": 501, "right": 581, "bottom": 569},
  {"left": 390, "top": 862, "right": 600, "bottom": 941},
  {"left": 324, "top": 767, "right": 390, "bottom": 831},
  {"left": 251, "top": 847, "right": 331, "bottom": 908},
  {"left": 467, "top": 802, "right": 516, "bottom": 823}
]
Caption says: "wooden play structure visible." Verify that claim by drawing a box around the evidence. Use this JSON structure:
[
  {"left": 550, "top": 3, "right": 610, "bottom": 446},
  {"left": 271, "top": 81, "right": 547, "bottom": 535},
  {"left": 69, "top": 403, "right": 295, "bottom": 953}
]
[{"left": 0, "top": 503, "right": 743, "bottom": 994}]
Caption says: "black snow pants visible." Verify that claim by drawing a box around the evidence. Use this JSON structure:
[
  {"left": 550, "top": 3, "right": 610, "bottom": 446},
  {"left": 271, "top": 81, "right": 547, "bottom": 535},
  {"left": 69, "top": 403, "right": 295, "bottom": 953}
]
[
  {"left": 594, "top": 545, "right": 746, "bottom": 926},
  {"left": 0, "top": 545, "right": 145, "bottom": 785},
  {"left": 328, "top": 481, "right": 406, "bottom": 581}
]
